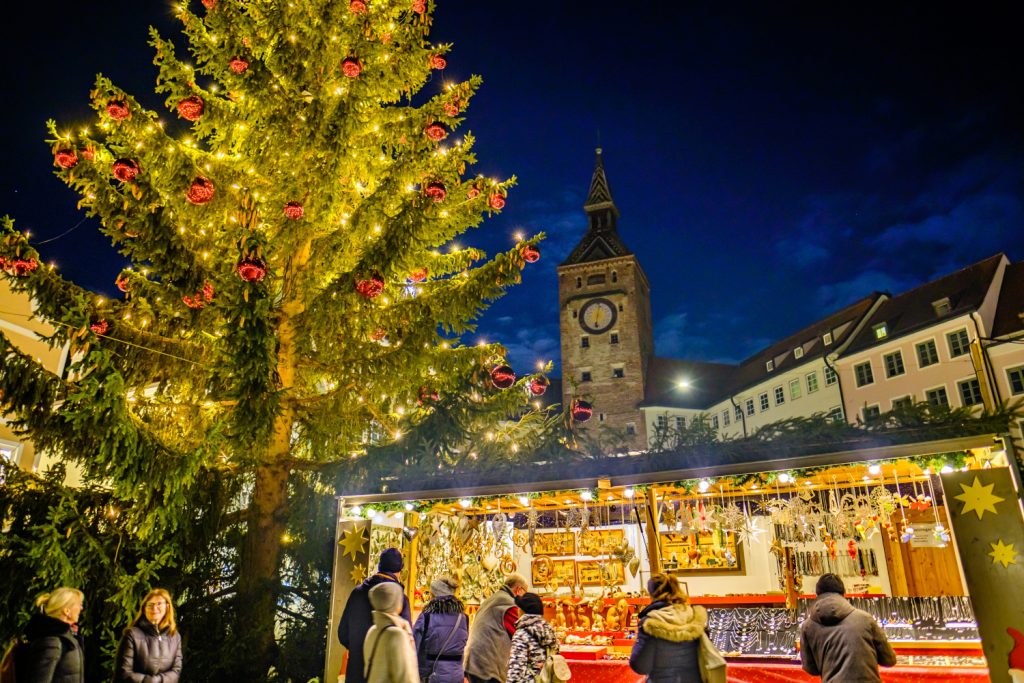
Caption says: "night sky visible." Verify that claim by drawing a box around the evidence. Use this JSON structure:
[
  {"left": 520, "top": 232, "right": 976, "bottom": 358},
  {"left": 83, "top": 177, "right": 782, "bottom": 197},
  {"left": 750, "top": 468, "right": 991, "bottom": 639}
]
[{"left": 2, "top": 2, "right": 1022, "bottom": 374}]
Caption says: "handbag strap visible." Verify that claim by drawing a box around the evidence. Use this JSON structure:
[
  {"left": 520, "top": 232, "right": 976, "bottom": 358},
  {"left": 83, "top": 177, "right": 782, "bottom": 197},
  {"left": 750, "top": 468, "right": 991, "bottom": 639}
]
[
  {"left": 364, "top": 624, "right": 395, "bottom": 680},
  {"left": 427, "top": 614, "right": 463, "bottom": 676}
]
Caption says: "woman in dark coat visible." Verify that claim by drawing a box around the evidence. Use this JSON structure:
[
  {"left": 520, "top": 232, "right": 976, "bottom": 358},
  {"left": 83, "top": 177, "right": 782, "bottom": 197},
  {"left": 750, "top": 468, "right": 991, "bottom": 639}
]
[
  {"left": 115, "top": 588, "right": 182, "bottom": 683},
  {"left": 629, "top": 573, "right": 709, "bottom": 683},
  {"left": 412, "top": 577, "right": 469, "bottom": 683},
  {"left": 24, "top": 587, "right": 85, "bottom": 683}
]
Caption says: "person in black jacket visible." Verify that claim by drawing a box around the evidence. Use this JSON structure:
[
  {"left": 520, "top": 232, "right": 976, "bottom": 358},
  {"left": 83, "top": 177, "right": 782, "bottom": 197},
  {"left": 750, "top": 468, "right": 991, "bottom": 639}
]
[
  {"left": 116, "top": 588, "right": 183, "bottom": 683},
  {"left": 629, "top": 573, "right": 707, "bottom": 683},
  {"left": 23, "top": 587, "right": 85, "bottom": 683},
  {"left": 338, "top": 548, "right": 411, "bottom": 683}
]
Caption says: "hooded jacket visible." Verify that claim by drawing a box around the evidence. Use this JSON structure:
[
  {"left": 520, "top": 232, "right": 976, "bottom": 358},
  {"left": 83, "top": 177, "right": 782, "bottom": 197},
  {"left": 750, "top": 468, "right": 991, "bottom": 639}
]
[
  {"left": 799, "top": 592, "right": 897, "bottom": 683},
  {"left": 363, "top": 611, "right": 419, "bottom": 683},
  {"left": 115, "top": 618, "right": 183, "bottom": 683},
  {"left": 505, "top": 614, "right": 558, "bottom": 683},
  {"left": 629, "top": 601, "right": 706, "bottom": 683},
  {"left": 339, "top": 573, "right": 412, "bottom": 683},
  {"left": 413, "top": 596, "right": 468, "bottom": 683},
  {"left": 23, "top": 613, "right": 84, "bottom": 683}
]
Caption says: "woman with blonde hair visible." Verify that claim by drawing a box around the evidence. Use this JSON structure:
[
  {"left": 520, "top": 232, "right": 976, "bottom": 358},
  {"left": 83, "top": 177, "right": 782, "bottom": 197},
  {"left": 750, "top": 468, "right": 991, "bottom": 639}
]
[
  {"left": 24, "top": 587, "right": 85, "bottom": 683},
  {"left": 629, "top": 573, "right": 721, "bottom": 683},
  {"left": 115, "top": 588, "right": 182, "bottom": 683}
]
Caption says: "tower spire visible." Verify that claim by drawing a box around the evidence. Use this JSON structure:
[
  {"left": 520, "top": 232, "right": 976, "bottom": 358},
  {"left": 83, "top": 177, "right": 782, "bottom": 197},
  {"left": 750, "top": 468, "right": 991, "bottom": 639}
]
[
  {"left": 583, "top": 148, "right": 619, "bottom": 217},
  {"left": 561, "top": 149, "right": 633, "bottom": 265}
]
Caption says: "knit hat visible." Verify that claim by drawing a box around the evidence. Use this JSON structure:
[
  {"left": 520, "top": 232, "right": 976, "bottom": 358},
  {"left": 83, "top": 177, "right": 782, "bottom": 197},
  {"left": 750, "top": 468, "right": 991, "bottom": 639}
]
[
  {"left": 369, "top": 582, "right": 404, "bottom": 614},
  {"left": 516, "top": 592, "right": 544, "bottom": 616},
  {"left": 430, "top": 577, "right": 457, "bottom": 599},
  {"left": 815, "top": 573, "right": 845, "bottom": 596},
  {"left": 378, "top": 548, "right": 404, "bottom": 574}
]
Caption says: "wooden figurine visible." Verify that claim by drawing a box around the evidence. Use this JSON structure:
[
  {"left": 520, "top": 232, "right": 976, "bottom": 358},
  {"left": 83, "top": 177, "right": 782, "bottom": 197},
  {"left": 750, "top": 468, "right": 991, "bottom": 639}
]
[
  {"left": 604, "top": 605, "right": 620, "bottom": 631},
  {"left": 591, "top": 613, "right": 604, "bottom": 631},
  {"left": 553, "top": 601, "right": 567, "bottom": 629},
  {"left": 577, "top": 610, "right": 591, "bottom": 631}
]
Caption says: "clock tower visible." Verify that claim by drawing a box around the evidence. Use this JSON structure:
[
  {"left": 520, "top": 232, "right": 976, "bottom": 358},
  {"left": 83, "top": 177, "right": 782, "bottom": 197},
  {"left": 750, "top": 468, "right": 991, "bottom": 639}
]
[{"left": 558, "top": 149, "right": 654, "bottom": 446}]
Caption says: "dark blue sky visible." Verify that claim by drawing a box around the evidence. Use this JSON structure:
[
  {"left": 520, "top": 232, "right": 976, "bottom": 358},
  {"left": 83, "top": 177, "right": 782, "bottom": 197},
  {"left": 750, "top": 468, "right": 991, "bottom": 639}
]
[{"left": 2, "top": 2, "right": 1022, "bottom": 374}]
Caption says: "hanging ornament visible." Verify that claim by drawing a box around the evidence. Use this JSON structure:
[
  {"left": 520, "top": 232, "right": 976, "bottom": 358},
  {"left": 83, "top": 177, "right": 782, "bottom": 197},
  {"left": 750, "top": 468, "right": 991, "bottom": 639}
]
[
  {"left": 430, "top": 54, "right": 447, "bottom": 69},
  {"left": 491, "top": 512, "right": 509, "bottom": 541},
  {"left": 349, "top": 0, "right": 367, "bottom": 12},
  {"left": 237, "top": 257, "right": 267, "bottom": 283},
  {"left": 402, "top": 526, "right": 418, "bottom": 542},
  {"left": 356, "top": 273, "right": 385, "bottom": 298},
  {"left": 418, "top": 386, "right": 439, "bottom": 405},
  {"left": 6, "top": 258, "right": 38, "bottom": 277},
  {"left": 424, "top": 121, "right": 448, "bottom": 141},
  {"left": 177, "top": 96, "right": 205, "bottom": 121},
  {"left": 444, "top": 101, "right": 460, "bottom": 117},
  {"left": 520, "top": 244, "right": 540, "bottom": 263},
  {"left": 408, "top": 268, "right": 428, "bottom": 283},
  {"left": 115, "top": 275, "right": 131, "bottom": 293},
  {"left": 106, "top": 100, "right": 130, "bottom": 121},
  {"left": 112, "top": 158, "right": 140, "bottom": 183},
  {"left": 182, "top": 282, "right": 214, "bottom": 309},
  {"left": 229, "top": 57, "right": 249, "bottom": 74},
  {"left": 186, "top": 176, "right": 215, "bottom": 205},
  {"left": 847, "top": 539, "right": 858, "bottom": 560},
  {"left": 341, "top": 57, "right": 362, "bottom": 78},
  {"left": 488, "top": 193, "right": 506, "bottom": 210},
  {"left": 81, "top": 146, "right": 95, "bottom": 161},
  {"left": 466, "top": 185, "right": 480, "bottom": 199},
  {"left": 424, "top": 181, "right": 447, "bottom": 202},
  {"left": 283, "top": 201, "right": 304, "bottom": 220},
  {"left": 571, "top": 399, "right": 593, "bottom": 422},
  {"left": 201, "top": 0, "right": 217, "bottom": 8},
  {"left": 528, "top": 376, "right": 549, "bottom": 396},
  {"left": 411, "top": 0, "right": 426, "bottom": 14},
  {"left": 490, "top": 364, "right": 516, "bottom": 389},
  {"left": 54, "top": 148, "right": 78, "bottom": 169},
  {"left": 89, "top": 319, "right": 109, "bottom": 335},
  {"left": 369, "top": 328, "right": 388, "bottom": 342}
]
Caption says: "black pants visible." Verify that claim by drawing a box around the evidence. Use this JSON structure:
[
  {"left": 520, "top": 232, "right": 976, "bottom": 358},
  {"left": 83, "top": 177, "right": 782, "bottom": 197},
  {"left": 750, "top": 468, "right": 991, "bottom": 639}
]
[{"left": 467, "top": 676, "right": 501, "bottom": 683}]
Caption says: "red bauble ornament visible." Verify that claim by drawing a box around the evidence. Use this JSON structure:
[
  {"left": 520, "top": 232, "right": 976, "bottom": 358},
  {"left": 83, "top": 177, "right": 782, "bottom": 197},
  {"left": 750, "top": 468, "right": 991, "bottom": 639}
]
[
  {"left": 370, "top": 328, "right": 388, "bottom": 342},
  {"left": 106, "top": 100, "right": 130, "bottom": 121},
  {"left": 467, "top": 186, "right": 481, "bottom": 199},
  {"left": 424, "top": 122, "right": 448, "bottom": 141},
  {"left": 201, "top": 0, "right": 217, "bottom": 8},
  {"left": 284, "top": 201, "right": 304, "bottom": 220},
  {"left": 490, "top": 364, "right": 516, "bottom": 389},
  {"left": 230, "top": 57, "right": 250, "bottom": 74},
  {"left": 177, "top": 95, "right": 205, "bottom": 121},
  {"left": 81, "top": 146, "right": 95, "bottom": 161},
  {"left": 424, "top": 182, "right": 447, "bottom": 202},
  {"left": 409, "top": 268, "right": 428, "bottom": 282},
  {"left": 90, "top": 319, "right": 109, "bottom": 335},
  {"left": 237, "top": 258, "right": 267, "bottom": 283},
  {"left": 521, "top": 245, "right": 541, "bottom": 263},
  {"left": 182, "top": 294, "right": 203, "bottom": 309},
  {"left": 342, "top": 57, "right": 362, "bottom": 78},
  {"left": 571, "top": 399, "right": 593, "bottom": 422},
  {"left": 7, "top": 258, "right": 38, "bottom": 277},
  {"left": 418, "top": 386, "right": 439, "bottom": 405},
  {"left": 411, "top": 0, "right": 426, "bottom": 13},
  {"left": 186, "top": 176, "right": 215, "bottom": 205},
  {"left": 349, "top": 0, "right": 367, "bottom": 12},
  {"left": 529, "top": 376, "right": 550, "bottom": 396},
  {"left": 356, "top": 273, "right": 385, "bottom": 298},
  {"left": 444, "top": 102, "right": 460, "bottom": 117},
  {"left": 112, "top": 158, "right": 141, "bottom": 183},
  {"left": 54, "top": 149, "right": 78, "bottom": 169},
  {"left": 115, "top": 275, "right": 131, "bottom": 293},
  {"left": 430, "top": 54, "right": 447, "bottom": 70},
  {"left": 202, "top": 281, "right": 215, "bottom": 301},
  {"left": 489, "top": 193, "right": 506, "bottom": 210}
]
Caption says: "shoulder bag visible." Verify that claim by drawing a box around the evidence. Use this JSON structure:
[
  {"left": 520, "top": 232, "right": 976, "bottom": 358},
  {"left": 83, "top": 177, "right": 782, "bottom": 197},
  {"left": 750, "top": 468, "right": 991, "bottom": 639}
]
[{"left": 697, "top": 632, "right": 727, "bottom": 683}]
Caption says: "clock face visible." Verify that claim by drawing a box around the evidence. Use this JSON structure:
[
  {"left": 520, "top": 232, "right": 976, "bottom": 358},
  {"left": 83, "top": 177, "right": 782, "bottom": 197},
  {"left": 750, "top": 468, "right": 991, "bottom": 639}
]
[{"left": 579, "top": 298, "right": 617, "bottom": 334}]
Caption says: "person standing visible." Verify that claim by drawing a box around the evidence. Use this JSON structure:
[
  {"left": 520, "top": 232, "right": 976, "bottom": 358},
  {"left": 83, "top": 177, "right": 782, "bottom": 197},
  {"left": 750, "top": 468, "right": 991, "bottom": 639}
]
[
  {"left": 363, "top": 583, "right": 419, "bottom": 683},
  {"left": 339, "top": 548, "right": 411, "bottom": 683},
  {"left": 115, "top": 588, "right": 183, "bottom": 683},
  {"left": 23, "top": 587, "right": 85, "bottom": 683},
  {"left": 505, "top": 593, "right": 557, "bottom": 683},
  {"left": 629, "top": 573, "right": 708, "bottom": 683},
  {"left": 799, "top": 573, "right": 896, "bottom": 682},
  {"left": 413, "top": 577, "right": 468, "bottom": 683},
  {"left": 464, "top": 573, "right": 527, "bottom": 683}
]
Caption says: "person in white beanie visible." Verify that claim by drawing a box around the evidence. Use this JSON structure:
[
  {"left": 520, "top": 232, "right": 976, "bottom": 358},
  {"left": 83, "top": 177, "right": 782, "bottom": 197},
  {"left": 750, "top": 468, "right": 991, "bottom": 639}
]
[
  {"left": 364, "top": 582, "right": 419, "bottom": 683},
  {"left": 413, "top": 576, "right": 469, "bottom": 683}
]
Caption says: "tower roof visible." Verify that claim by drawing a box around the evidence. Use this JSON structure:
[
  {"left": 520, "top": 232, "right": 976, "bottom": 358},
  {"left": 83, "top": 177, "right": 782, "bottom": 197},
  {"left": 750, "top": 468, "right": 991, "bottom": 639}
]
[{"left": 561, "top": 149, "right": 634, "bottom": 266}]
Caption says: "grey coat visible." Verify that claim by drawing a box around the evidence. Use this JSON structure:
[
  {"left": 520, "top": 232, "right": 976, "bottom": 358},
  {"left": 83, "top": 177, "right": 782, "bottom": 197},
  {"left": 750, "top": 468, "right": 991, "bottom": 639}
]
[
  {"left": 116, "top": 619, "right": 183, "bottom": 683},
  {"left": 464, "top": 588, "right": 517, "bottom": 683},
  {"left": 799, "top": 592, "right": 897, "bottom": 683}
]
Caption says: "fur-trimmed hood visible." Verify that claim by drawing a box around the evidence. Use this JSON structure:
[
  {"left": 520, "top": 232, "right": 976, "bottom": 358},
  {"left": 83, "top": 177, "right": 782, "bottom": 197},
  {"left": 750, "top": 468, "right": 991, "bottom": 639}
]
[{"left": 639, "top": 602, "right": 707, "bottom": 643}]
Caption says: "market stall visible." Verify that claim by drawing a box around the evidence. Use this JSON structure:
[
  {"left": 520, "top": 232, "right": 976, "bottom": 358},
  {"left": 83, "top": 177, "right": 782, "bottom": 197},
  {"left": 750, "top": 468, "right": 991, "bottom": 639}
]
[{"left": 325, "top": 434, "right": 1021, "bottom": 682}]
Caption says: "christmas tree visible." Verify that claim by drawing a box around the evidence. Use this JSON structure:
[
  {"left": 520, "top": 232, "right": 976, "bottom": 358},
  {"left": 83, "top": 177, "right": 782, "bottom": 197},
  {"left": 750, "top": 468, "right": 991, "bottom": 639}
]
[{"left": 0, "top": 0, "right": 551, "bottom": 678}]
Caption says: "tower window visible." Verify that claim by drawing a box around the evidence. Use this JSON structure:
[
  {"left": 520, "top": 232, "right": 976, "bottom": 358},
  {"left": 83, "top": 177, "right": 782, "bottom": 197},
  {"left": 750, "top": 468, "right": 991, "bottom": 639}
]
[
  {"left": 612, "top": 367, "right": 625, "bottom": 378},
  {"left": 611, "top": 271, "right": 618, "bottom": 283},
  {"left": 618, "top": 303, "right": 623, "bottom": 312},
  {"left": 576, "top": 277, "right": 582, "bottom": 289},
  {"left": 610, "top": 333, "right": 619, "bottom": 344},
  {"left": 581, "top": 336, "right": 589, "bottom": 348},
  {"left": 581, "top": 371, "right": 592, "bottom": 382},
  {"left": 587, "top": 274, "right": 606, "bottom": 285},
  {"left": 625, "top": 423, "right": 637, "bottom": 436}
]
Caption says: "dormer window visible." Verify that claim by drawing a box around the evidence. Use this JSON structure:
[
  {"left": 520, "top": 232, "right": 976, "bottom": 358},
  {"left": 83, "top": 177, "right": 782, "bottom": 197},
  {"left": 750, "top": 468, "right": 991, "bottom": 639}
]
[
  {"left": 766, "top": 359, "right": 775, "bottom": 372},
  {"left": 873, "top": 323, "right": 888, "bottom": 339},
  {"left": 932, "top": 298, "right": 952, "bottom": 317},
  {"left": 793, "top": 347, "right": 804, "bottom": 359},
  {"left": 823, "top": 332, "right": 833, "bottom": 345}
]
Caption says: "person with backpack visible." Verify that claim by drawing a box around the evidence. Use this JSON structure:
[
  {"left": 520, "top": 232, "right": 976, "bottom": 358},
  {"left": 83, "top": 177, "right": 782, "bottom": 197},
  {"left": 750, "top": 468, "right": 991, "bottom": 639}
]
[
  {"left": 115, "top": 588, "right": 182, "bottom": 683},
  {"left": 23, "top": 587, "right": 85, "bottom": 683},
  {"left": 505, "top": 593, "right": 558, "bottom": 683},
  {"left": 363, "top": 582, "right": 419, "bottom": 683},
  {"left": 412, "top": 577, "right": 468, "bottom": 683}
]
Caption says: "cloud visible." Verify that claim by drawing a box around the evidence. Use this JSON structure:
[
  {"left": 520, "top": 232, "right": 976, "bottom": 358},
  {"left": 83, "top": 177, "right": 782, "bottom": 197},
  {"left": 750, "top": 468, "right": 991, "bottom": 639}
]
[
  {"left": 815, "top": 270, "right": 917, "bottom": 309},
  {"left": 654, "top": 310, "right": 759, "bottom": 363},
  {"left": 501, "top": 325, "right": 560, "bottom": 372}
]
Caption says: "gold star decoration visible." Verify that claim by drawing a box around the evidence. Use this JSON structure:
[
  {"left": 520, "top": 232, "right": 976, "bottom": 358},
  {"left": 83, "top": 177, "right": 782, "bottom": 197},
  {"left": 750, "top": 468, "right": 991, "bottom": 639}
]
[
  {"left": 349, "top": 564, "right": 368, "bottom": 584},
  {"left": 954, "top": 476, "right": 1004, "bottom": 520},
  {"left": 339, "top": 527, "right": 368, "bottom": 560},
  {"left": 989, "top": 539, "right": 1019, "bottom": 569}
]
